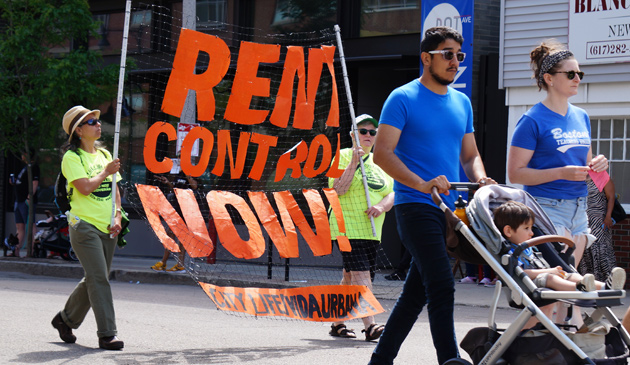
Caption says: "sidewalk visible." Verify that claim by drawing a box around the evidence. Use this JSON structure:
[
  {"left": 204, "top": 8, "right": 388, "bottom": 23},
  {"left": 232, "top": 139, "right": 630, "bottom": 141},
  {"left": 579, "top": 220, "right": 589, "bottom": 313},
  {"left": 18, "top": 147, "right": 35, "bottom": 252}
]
[{"left": 0, "top": 255, "right": 511, "bottom": 309}]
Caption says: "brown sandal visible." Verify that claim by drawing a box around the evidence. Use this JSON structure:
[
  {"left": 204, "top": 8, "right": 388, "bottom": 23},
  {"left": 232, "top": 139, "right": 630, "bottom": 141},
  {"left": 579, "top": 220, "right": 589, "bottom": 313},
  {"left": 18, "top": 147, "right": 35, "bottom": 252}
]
[
  {"left": 363, "top": 323, "right": 384, "bottom": 341},
  {"left": 329, "top": 323, "right": 356, "bottom": 338}
]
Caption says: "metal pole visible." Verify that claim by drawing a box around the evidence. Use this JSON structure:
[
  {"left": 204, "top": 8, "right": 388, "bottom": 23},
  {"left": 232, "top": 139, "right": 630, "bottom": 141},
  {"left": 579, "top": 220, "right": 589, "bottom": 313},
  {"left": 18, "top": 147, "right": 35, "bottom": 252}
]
[
  {"left": 333, "top": 25, "right": 376, "bottom": 237},
  {"left": 267, "top": 236, "right": 273, "bottom": 280},
  {"left": 110, "top": 0, "right": 131, "bottom": 237}
]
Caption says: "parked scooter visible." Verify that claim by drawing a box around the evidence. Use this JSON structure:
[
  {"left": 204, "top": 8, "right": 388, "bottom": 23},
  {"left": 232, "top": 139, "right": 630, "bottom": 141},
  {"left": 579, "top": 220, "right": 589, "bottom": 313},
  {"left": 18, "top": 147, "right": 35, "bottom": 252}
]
[{"left": 33, "top": 210, "right": 77, "bottom": 261}]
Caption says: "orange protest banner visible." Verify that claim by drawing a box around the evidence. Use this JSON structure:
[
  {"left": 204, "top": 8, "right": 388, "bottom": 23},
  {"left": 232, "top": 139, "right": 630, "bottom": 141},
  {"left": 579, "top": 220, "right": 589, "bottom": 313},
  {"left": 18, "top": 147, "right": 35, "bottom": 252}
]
[
  {"left": 180, "top": 126, "right": 214, "bottom": 177},
  {"left": 143, "top": 121, "right": 176, "bottom": 174},
  {"left": 303, "top": 134, "right": 333, "bottom": 178},
  {"left": 248, "top": 133, "right": 278, "bottom": 180},
  {"left": 248, "top": 191, "right": 299, "bottom": 258},
  {"left": 301, "top": 45, "right": 339, "bottom": 129},
  {"left": 325, "top": 133, "right": 344, "bottom": 179},
  {"left": 275, "top": 190, "right": 332, "bottom": 257},
  {"left": 206, "top": 190, "right": 266, "bottom": 259},
  {"left": 162, "top": 29, "right": 231, "bottom": 121},
  {"left": 199, "top": 283, "right": 384, "bottom": 322},
  {"left": 138, "top": 184, "right": 349, "bottom": 259},
  {"left": 136, "top": 184, "right": 214, "bottom": 257},
  {"left": 224, "top": 41, "right": 280, "bottom": 126},
  {"left": 211, "top": 130, "right": 250, "bottom": 179},
  {"left": 269, "top": 46, "right": 307, "bottom": 129},
  {"left": 274, "top": 141, "right": 308, "bottom": 182},
  {"left": 161, "top": 29, "right": 339, "bottom": 129}
]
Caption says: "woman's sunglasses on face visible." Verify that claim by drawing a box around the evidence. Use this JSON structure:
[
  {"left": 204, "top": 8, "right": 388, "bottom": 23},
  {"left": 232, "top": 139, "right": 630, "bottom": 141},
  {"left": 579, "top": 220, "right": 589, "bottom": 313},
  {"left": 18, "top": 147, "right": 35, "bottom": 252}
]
[
  {"left": 358, "top": 128, "right": 377, "bottom": 136},
  {"left": 79, "top": 118, "right": 101, "bottom": 127},
  {"left": 427, "top": 50, "right": 466, "bottom": 62},
  {"left": 551, "top": 70, "right": 585, "bottom": 80}
]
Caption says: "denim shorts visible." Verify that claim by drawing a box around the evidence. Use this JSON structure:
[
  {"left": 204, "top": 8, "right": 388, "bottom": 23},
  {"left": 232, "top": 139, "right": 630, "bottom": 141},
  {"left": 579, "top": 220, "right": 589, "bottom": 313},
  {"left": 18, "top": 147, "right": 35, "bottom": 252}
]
[
  {"left": 14, "top": 201, "right": 28, "bottom": 224},
  {"left": 534, "top": 196, "right": 591, "bottom": 237}
]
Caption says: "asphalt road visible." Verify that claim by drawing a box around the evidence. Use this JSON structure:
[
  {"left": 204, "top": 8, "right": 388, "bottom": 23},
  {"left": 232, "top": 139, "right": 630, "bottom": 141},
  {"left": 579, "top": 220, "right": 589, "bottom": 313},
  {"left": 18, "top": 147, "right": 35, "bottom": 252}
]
[{"left": 0, "top": 270, "right": 528, "bottom": 364}]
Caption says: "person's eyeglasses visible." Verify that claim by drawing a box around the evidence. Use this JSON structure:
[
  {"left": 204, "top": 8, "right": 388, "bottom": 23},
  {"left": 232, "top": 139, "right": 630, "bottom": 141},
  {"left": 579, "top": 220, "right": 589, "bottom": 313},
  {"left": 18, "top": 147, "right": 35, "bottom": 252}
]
[
  {"left": 550, "top": 70, "right": 585, "bottom": 80},
  {"left": 358, "top": 128, "right": 377, "bottom": 136},
  {"left": 79, "top": 118, "right": 101, "bottom": 127},
  {"left": 428, "top": 50, "right": 466, "bottom": 62}
]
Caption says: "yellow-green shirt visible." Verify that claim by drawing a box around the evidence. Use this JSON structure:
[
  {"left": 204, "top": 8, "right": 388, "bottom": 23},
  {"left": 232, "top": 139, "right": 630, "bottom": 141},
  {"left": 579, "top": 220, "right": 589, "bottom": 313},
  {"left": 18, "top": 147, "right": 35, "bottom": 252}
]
[
  {"left": 62, "top": 148, "right": 122, "bottom": 233},
  {"left": 328, "top": 148, "right": 394, "bottom": 241}
]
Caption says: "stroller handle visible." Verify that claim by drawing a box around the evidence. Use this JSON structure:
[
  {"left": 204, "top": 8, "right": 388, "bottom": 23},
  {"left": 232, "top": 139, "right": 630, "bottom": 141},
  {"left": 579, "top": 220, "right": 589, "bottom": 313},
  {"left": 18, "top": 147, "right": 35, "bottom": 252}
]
[
  {"left": 522, "top": 235, "right": 575, "bottom": 249},
  {"left": 430, "top": 183, "right": 480, "bottom": 207},
  {"left": 512, "top": 235, "right": 575, "bottom": 259}
]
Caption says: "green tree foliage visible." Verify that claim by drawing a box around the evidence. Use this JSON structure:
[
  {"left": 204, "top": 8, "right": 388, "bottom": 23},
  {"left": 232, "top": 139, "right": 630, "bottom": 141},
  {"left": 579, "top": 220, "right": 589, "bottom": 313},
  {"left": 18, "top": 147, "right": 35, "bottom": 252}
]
[
  {"left": 0, "top": 0, "right": 119, "bottom": 256},
  {"left": 273, "top": 0, "right": 337, "bottom": 33}
]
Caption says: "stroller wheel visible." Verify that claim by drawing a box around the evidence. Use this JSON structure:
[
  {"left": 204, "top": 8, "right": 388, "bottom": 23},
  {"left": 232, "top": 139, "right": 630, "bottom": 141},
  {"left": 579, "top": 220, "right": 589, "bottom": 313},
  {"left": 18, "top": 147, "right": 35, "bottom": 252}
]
[
  {"left": 68, "top": 246, "right": 78, "bottom": 261},
  {"left": 443, "top": 359, "right": 472, "bottom": 365}
]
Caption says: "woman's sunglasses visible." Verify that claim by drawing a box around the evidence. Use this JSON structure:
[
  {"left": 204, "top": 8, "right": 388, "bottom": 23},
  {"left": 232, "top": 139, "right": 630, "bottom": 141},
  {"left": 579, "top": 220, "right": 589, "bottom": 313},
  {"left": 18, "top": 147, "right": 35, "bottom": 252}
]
[
  {"left": 79, "top": 118, "right": 101, "bottom": 127},
  {"left": 358, "top": 128, "right": 377, "bottom": 136},
  {"left": 427, "top": 50, "right": 466, "bottom": 62},
  {"left": 551, "top": 71, "right": 585, "bottom": 80}
]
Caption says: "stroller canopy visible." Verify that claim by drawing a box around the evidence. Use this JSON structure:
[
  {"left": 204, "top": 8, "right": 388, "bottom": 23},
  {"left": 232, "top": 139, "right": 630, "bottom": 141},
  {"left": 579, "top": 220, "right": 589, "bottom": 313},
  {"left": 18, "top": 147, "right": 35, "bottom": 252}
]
[{"left": 467, "top": 185, "right": 558, "bottom": 255}]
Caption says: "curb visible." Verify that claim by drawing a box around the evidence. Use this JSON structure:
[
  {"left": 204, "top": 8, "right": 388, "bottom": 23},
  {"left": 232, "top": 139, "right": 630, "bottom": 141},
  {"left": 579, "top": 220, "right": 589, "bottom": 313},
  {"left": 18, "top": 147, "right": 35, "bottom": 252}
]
[
  {"left": 0, "top": 258, "right": 310, "bottom": 289},
  {"left": 0, "top": 257, "right": 510, "bottom": 309},
  {"left": 0, "top": 258, "right": 195, "bottom": 285}
]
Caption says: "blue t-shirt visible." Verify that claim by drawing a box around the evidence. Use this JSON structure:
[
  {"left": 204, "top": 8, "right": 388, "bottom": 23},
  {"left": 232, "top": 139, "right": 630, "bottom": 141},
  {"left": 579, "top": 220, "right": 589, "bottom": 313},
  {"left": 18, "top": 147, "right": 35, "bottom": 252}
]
[
  {"left": 379, "top": 79, "right": 474, "bottom": 208},
  {"left": 511, "top": 102, "right": 590, "bottom": 199}
]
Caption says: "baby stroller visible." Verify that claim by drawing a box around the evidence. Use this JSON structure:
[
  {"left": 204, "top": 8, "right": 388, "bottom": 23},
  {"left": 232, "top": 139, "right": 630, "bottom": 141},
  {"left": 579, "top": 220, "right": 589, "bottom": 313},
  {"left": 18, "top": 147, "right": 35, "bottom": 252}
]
[
  {"left": 436, "top": 184, "right": 630, "bottom": 365},
  {"left": 32, "top": 210, "right": 77, "bottom": 261}
]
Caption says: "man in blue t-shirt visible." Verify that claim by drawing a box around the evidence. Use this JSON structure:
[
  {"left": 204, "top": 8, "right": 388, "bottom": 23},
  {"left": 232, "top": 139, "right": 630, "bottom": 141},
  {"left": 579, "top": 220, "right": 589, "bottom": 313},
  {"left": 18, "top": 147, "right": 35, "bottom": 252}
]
[{"left": 369, "top": 27, "right": 496, "bottom": 365}]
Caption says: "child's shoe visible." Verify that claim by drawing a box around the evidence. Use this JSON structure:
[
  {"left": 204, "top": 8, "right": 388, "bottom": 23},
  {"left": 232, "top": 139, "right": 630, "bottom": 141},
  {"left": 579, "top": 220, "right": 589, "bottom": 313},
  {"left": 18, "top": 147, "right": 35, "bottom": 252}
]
[
  {"left": 459, "top": 276, "right": 476, "bottom": 284},
  {"left": 605, "top": 267, "right": 626, "bottom": 290},
  {"left": 151, "top": 261, "right": 166, "bottom": 271},
  {"left": 577, "top": 274, "right": 596, "bottom": 292}
]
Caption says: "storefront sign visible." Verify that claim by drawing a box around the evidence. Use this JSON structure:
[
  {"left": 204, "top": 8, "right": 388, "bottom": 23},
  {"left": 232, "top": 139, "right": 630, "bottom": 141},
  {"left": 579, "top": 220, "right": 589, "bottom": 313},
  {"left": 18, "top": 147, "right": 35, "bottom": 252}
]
[{"left": 569, "top": 1, "right": 630, "bottom": 64}]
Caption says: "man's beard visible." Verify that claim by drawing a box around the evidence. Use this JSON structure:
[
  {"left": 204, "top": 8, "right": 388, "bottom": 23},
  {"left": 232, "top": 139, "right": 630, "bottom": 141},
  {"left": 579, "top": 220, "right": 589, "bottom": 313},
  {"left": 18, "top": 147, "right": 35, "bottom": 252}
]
[{"left": 428, "top": 64, "right": 454, "bottom": 86}]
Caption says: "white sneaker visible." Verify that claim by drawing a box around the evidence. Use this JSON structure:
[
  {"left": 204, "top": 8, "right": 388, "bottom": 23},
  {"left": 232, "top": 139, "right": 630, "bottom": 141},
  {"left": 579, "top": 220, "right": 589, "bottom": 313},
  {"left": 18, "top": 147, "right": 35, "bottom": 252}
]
[
  {"left": 459, "top": 276, "right": 476, "bottom": 284},
  {"left": 606, "top": 267, "right": 626, "bottom": 290},
  {"left": 577, "top": 274, "right": 596, "bottom": 292},
  {"left": 479, "top": 277, "right": 492, "bottom": 286}
]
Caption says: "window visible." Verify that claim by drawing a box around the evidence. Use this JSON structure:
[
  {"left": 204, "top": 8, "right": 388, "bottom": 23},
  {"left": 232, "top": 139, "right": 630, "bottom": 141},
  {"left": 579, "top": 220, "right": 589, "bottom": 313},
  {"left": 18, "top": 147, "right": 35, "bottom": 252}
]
[
  {"left": 363, "top": 0, "right": 418, "bottom": 12},
  {"left": 591, "top": 117, "right": 630, "bottom": 203},
  {"left": 360, "top": 0, "right": 420, "bottom": 37},
  {"left": 197, "top": 0, "right": 227, "bottom": 29},
  {"left": 271, "top": 0, "right": 337, "bottom": 33}
]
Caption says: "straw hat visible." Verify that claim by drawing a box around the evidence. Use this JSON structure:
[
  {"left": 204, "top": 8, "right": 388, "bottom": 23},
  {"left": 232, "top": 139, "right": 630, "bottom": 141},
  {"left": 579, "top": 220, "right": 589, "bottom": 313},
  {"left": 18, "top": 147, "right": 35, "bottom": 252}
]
[{"left": 62, "top": 106, "right": 100, "bottom": 142}]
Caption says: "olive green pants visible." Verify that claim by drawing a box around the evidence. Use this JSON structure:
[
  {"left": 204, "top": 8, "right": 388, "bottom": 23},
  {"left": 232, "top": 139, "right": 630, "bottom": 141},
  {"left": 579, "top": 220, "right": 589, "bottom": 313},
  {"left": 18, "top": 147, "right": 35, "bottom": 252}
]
[{"left": 60, "top": 219, "right": 117, "bottom": 338}]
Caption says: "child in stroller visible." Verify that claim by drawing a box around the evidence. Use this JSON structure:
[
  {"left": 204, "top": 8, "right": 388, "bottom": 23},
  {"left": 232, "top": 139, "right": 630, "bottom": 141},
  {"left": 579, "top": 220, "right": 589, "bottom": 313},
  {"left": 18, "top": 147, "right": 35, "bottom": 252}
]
[
  {"left": 431, "top": 184, "right": 630, "bottom": 364},
  {"left": 493, "top": 200, "right": 626, "bottom": 293}
]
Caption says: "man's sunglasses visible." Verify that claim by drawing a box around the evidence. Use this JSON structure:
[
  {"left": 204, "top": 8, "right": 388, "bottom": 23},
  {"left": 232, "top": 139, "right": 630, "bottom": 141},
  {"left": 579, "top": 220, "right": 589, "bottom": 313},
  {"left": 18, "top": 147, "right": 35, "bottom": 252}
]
[
  {"left": 551, "top": 70, "right": 585, "bottom": 80},
  {"left": 428, "top": 50, "right": 466, "bottom": 62},
  {"left": 79, "top": 118, "right": 101, "bottom": 127},
  {"left": 358, "top": 128, "right": 377, "bottom": 136}
]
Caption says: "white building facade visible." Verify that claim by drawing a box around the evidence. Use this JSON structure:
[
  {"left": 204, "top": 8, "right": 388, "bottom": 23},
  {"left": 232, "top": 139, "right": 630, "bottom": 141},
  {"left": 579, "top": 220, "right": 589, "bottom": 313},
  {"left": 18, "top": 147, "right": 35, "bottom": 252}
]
[{"left": 500, "top": 0, "right": 630, "bottom": 202}]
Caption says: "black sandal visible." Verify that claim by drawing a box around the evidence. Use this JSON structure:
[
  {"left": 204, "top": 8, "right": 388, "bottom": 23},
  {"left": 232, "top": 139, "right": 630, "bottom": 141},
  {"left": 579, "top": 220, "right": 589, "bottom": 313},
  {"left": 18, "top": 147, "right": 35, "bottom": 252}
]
[
  {"left": 363, "top": 323, "right": 384, "bottom": 341},
  {"left": 329, "top": 323, "right": 356, "bottom": 338}
]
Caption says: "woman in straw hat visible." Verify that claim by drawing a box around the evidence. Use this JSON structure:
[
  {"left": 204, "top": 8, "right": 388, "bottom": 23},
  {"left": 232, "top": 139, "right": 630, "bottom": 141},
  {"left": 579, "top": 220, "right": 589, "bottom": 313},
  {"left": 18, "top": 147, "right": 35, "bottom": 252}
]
[{"left": 50, "top": 105, "right": 124, "bottom": 350}]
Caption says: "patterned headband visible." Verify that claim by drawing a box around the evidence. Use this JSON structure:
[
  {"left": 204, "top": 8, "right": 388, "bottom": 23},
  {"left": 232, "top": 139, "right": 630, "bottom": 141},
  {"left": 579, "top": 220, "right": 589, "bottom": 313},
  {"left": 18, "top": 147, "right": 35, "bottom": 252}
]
[{"left": 539, "top": 50, "right": 573, "bottom": 84}]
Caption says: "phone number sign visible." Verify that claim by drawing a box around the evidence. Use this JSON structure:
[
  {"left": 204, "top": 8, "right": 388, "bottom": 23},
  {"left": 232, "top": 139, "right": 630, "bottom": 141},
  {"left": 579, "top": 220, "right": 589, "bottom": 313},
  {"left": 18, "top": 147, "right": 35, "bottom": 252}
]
[{"left": 569, "top": 2, "right": 630, "bottom": 65}]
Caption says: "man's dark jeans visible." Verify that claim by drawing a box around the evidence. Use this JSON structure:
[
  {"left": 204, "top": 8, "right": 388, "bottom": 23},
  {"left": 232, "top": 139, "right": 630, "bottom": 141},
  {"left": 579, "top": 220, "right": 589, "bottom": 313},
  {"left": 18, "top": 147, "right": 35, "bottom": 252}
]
[{"left": 370, "top": 203, "right": 459, "bottom": 364}]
